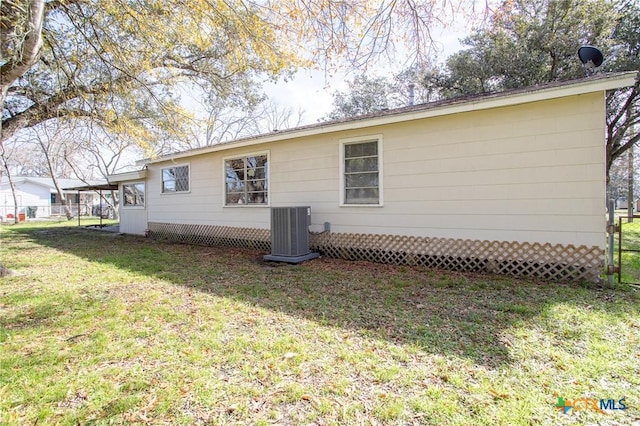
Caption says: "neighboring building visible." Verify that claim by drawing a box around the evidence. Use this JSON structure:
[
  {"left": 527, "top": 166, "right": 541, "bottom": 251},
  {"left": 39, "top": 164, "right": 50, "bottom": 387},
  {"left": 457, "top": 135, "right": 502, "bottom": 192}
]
[
  {"left": 0, "top": 177, "right": 106, "bottom": 219},
  {"left": 109, "top": 72, "right": 638, "bottom": 281}
]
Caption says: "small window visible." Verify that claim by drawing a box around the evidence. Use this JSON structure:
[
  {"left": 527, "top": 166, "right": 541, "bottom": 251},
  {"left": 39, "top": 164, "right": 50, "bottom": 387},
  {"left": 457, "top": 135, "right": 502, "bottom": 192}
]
[
  {"left": 341, "top": 137, "right": 382, "bottom": 205},
  {"left": 52, "top": 193, "right": 78, "bottom": 204},
  {"left": 123, "top": 183, "right": 145, "bottom": 206},
  {"left": 162, "top": 165, "right": 189, "bottom": 193},
  {"left": 224, "top": 153, "right": 268, "bottom": 205}
]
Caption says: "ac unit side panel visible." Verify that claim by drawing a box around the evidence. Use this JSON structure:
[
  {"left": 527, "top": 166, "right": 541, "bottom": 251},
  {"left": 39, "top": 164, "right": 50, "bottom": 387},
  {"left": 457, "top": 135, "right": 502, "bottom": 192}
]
[{"left": 293, "top": 207, "right": 310, "bottom": 255}]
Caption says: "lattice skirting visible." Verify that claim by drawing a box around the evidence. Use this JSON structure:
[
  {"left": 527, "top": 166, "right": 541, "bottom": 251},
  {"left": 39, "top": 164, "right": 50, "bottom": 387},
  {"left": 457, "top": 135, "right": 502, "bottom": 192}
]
[
  {"left": 148, "top": 222, "right": 270, "bottom": 252},
  {"left": 147, "top": 222, "right": 604, "bottom": 282}
]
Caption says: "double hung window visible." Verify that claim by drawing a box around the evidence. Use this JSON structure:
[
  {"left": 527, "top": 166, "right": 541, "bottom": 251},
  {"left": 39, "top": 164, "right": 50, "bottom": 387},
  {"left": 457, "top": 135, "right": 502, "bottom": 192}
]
[{"left": 341, "top": 137, "right": 382, "bottom": 205}]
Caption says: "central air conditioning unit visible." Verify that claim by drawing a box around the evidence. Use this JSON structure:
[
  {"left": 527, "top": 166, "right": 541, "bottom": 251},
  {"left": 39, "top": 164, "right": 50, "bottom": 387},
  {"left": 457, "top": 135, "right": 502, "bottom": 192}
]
[{"left": 263, "top": 206, "right": 320, "bottom": 263}]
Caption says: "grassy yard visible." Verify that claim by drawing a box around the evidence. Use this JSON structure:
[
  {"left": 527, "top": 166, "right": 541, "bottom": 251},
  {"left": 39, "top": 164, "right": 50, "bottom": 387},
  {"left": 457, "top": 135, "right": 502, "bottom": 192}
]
[
  {"left": 617, "top": 217, "right": 640, "bottom": 284},
  {"left": 0, "top": 222, "right": 639, "bottom": 425}
]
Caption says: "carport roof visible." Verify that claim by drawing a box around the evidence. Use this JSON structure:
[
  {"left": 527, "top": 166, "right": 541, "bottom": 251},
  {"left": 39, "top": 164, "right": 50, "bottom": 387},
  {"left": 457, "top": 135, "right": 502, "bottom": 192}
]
[{"left": 63, "top": 183, "right": 119, "bottom": 191}]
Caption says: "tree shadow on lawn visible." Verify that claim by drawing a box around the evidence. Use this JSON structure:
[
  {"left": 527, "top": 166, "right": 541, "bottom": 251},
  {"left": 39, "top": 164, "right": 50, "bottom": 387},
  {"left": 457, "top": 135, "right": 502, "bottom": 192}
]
[{"left": 7, "top": 226, "right": 636, "bottom": 369}]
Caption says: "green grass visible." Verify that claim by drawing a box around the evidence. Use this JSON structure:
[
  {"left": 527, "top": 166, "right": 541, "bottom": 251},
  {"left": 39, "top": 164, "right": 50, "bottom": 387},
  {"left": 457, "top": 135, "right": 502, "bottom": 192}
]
[
  {"left": 1, "top": 221, "right": 639, "bottom": 425},
  {"left": 617, "top": 217, "right": 640, "bottom": 284}
]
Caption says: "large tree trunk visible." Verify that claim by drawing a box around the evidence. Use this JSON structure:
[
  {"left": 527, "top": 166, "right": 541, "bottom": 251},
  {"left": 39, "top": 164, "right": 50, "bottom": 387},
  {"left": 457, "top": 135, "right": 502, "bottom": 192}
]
[
  {"left": 0, "top": 0, "right": 46, "bottom": 108},
  {"left": 0, "top": 0, "right": 47, "bottom": 274}
]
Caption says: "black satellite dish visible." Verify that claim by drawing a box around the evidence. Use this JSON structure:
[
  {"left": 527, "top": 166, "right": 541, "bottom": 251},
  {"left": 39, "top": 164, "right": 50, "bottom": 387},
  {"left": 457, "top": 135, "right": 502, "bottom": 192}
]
[{"left": 578, "top": 46, "right": 604, "bottom": 75}]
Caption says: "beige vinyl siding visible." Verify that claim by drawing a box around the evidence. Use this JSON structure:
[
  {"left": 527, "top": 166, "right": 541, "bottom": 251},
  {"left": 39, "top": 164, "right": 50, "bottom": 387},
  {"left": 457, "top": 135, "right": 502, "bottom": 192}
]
[
  {"left": 316, "top": 94, "right": 604, "bottom": 246},
  {"left": 147, "top": 152, "right": 270, "bottom": 228},
  {"left": 118, "top": 182, "right": 148, "bottom": 235},
  {"left": 147, "top": 92, "right": 605, "bottom": 248},
  {"left": 119, "top": 208, "right": 147, "bottom": 235}
]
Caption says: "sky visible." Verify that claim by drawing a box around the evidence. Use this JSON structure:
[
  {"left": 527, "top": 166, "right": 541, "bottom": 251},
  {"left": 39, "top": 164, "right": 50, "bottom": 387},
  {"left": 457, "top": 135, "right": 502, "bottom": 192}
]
[
  {"left": 263, "top": 69, "right": 343, "bottom": 124},
  {"left": 177, "top": 16, "right": 475, "bottom": 133},
  {"left": 262, "top": 25, "right": 468, "bottom": 125}
]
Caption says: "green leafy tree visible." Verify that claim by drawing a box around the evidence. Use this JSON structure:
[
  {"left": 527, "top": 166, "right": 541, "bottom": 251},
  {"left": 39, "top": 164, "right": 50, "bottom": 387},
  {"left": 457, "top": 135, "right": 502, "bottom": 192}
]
[
  {"left": 324, "top": 75, "right": 394, "bottom": 120},
  {"left": 430, "top": 0, "right": 621, "bottom": 94},
  {"left": 1, "top": 0, "right": 300, "bottom": 154},
  {"left": 604, "top": 2, "right": 640, "bottom": 177},
  {"left": 324, "top": 63, "right": 437, "bottom": 120}
]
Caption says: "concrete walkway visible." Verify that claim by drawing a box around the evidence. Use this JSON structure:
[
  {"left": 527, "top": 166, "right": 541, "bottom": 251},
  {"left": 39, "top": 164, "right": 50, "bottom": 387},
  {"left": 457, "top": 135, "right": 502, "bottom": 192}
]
[{"left": 85, "top": 224, "right": 120, "bottom": 233}]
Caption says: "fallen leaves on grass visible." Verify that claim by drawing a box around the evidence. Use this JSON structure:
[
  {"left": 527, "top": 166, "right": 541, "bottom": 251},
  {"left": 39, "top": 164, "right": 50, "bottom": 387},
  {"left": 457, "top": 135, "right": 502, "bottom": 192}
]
[{"left": 1, "top": 224, "right": 639, "bottom": 425}]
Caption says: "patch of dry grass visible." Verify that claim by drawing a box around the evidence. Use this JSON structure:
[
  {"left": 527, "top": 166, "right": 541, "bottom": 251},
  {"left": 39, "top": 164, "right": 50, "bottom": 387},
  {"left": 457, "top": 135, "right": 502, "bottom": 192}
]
[{"left": 1, "top": 222, "right": 639, "bottom": 425}]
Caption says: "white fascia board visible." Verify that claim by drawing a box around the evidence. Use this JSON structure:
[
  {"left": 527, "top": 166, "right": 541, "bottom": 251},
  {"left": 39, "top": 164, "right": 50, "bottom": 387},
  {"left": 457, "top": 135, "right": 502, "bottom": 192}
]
[
  {"left": 107, "top": 169, "right": 147, "bottom": 183},
  {"left": 146, "top": 72, "right": 638, "bottom": 165}
]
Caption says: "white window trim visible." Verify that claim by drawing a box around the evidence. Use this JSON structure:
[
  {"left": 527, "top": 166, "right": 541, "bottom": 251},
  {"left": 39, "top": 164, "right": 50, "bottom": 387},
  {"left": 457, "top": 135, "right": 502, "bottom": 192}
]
[
  {"left": 339, "top": 134, "right": 383, "bottom": 207},
  {"left": 161, "top": 163, "right": 190, "bottom": 194},
  {"left": 121, "top": 181, "right": 146, "bottom": 209},
  {"left": 222, "top": 150, "right": 270, "bottom": 207}
]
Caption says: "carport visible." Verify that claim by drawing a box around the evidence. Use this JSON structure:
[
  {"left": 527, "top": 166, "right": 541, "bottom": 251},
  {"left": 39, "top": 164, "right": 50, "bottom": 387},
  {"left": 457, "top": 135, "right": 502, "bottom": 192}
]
[{"left": 63, "top": 182, "right": 119, "bottom": 229}]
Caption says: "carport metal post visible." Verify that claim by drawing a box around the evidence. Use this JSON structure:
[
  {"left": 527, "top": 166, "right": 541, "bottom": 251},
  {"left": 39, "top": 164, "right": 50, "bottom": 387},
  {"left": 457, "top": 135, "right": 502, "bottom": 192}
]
[
  {"left": 99, "top": 189, "right": 103, "bottom": 227},
  {"left": 79, "top": 188, "right": 105, "bottom": 226}
]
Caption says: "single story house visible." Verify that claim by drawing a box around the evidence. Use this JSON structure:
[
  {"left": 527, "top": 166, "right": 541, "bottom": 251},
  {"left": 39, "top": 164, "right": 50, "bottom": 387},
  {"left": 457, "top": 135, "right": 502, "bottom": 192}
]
[
  {"left": 0, "top": 177, "right": 106, "bottom": 219},
  {"left": 108, "top": 72, "right": 638, "bottom": 281}
]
